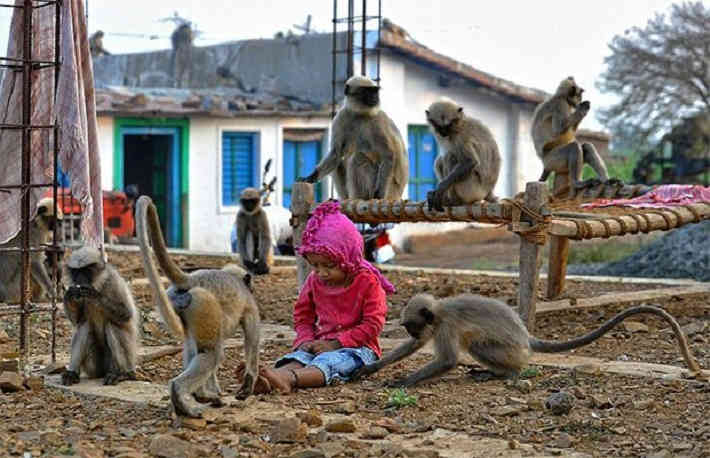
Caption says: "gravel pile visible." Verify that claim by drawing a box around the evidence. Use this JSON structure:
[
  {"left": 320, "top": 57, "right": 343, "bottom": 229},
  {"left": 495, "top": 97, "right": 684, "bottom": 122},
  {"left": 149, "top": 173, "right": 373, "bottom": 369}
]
[{"left": 569, "top": 220, "right": 710, "bottom": 281}]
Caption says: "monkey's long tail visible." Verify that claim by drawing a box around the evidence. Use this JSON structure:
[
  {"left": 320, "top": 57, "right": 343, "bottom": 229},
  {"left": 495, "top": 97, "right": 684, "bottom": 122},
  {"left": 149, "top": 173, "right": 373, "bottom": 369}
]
[
  {"left": 136, "top": 196, "right": 186, "bottom": 338},
  {"left": 529, "top": 305, "right": 702, "bottom": 373}
]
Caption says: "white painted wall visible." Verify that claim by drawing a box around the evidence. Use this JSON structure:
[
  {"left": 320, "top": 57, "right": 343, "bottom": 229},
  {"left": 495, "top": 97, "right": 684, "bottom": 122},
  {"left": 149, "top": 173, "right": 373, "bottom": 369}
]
[{"left": 97, "top": 116, "right": 114, "bottom": 191}]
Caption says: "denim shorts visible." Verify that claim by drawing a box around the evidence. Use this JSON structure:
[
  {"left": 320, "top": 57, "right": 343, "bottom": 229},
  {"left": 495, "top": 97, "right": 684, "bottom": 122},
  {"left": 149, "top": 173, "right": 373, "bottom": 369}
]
[{"left": 275, "top": 347, "right": 378, "bottom": 384}]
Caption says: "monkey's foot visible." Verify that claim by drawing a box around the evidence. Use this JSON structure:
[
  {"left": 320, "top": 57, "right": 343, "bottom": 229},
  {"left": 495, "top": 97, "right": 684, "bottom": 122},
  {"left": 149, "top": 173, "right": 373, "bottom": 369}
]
[
  {"left": 170, "top": 382, "right": 205, "bottom": 418},
  {"left": 194, "top": 392, "right": 225, "bottom": 407},
  {"left": 61, "top": 370, "right": 80, "bottom": 386},
  {"left": 234, "top": 362, "right": 273, "bottom": 398},
  {"left": 468, "top": 369, "right": 506, "bottom": 383},
  {"left": 103, "top": 371, "right": 137, "bottom": 386}
]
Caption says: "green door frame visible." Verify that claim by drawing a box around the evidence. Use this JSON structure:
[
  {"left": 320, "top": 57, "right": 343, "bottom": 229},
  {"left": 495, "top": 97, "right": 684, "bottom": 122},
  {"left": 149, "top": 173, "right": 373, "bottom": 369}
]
[{"left": 113, "top": 117, "right": 190, "bottom": 247}]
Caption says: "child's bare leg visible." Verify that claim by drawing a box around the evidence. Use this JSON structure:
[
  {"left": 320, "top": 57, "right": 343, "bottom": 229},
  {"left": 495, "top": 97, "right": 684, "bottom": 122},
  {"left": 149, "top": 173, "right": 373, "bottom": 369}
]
[{"left": 261, "top": 365, "right": 326, "bottom": 393}]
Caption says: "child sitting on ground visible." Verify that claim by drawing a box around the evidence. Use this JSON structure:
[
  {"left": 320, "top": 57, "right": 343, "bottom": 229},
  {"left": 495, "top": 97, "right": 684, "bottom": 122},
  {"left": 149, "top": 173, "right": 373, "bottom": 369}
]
[{"left": 254, "top": 201, "right": 395, "bottom": 393}]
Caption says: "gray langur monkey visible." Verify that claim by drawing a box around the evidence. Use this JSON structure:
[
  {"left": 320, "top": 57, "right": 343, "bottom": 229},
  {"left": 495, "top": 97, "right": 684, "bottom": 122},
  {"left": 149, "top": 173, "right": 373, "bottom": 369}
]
[
  {"left": 355, "top": 293, "right": 707, "bottom": 387},
  {"left": 61, "top": 246, "right": 139, "bottom": 386},
  {"left": 235, "top": 187, "right": 273, "bottom": 275},
  {"left": 425, "top": 98, "right": 501, "bottom": 211},
  {"left": 89, "top": 31, "right": 111, "bottom": 57},
  {"left": 531, "top": 77, "right": 622, "bottom": 197},
  {"left": 136, "top": 196, "right": 261, "bottom": 418},
  {"left": 299, "top": 75, "right": 408, "bottom": 200},
  {"left": 0, "top": 197, "right": 62, "bottom": 303}
]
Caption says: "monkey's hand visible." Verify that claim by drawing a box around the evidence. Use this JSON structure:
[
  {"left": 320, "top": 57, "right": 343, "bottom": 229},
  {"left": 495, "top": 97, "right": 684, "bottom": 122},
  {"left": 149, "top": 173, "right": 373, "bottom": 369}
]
[
  {"left": 61, "top": 369, "right": 80, "bottom": 386},
  {"left": 254, "top": 260, "right": 270, "bottom": 275},
  {"left": 384, "top": 377, "right": 410, "bottom": 388},
  {"left": 426, "top": 189, "right": 446, "bottom": 212},
  {"left": 351, "top": 363, "right": 379, "bottom": 380},
  {"left": 296, "top": 171, "right": 318, "bottom": 184},
  {"left": 578, "top": 101, "right": 590, "bottom": 114},
  {"left": 243, "top": 260, "right": 257, "bottom": 272}
]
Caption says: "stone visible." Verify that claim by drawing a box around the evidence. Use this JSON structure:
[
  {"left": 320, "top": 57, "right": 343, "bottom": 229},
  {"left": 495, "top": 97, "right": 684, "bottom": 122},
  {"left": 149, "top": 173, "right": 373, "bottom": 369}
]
[
  {"left": 403, "top": 449, "right": 440, "bottom": 458},
  {"left": 623, "top": 321, "right": 649, "bottom": 333},
  {"left": 334, "top": 400, "right": 356, "bottom": 415},
  {"left": 325, "top": 419, "right": 356, "bottom": 433},
  {"left": 149, "top": 434, "right": 210, "bottom": 458},
  {"left": 572, "top": 386, "right": 586, "bottom": 399},
  {"left": 288, "top": 449, "right": 326, "bottom": 458},
  {"left": 590, "top": 395, "right": 613, "bottom": 409},
  {"left": 680, "top": 321, "right": 707, "bottom": 336},
  {"left": 491, "top": 406, "right": 522, "bottom": 417},
  {"left": 296, "top": 409, "right": 323, "bottom": 427},
  {"left": 269, "top": 417, "right": 308, "bottom": 443},
  {"left": 552, "top": 433, "right": 573, "bottom": 449},
  {"left": 73, "top": 441, "right": 105, "bottom": 458},
  {"left": 41, "top": 362, "right": 66, "bottom": 375},
  {"left": 373, "top": 418, "right": 403, "bottom": 433},
  {"left": 361, "top": 426, "right": 388, "bottom": 440},
  {"left": 545, "top": 391, "right": 575, "bottom": 415},
  {"left": 319, "top": 440, "right": 345, "bottom": 458},
  {"left": 23, "top": 376, "right": 44, "bottom": 391},
  {"left": 0, "top": 359, "right": 18, "bottom": 372},
  {"left": 175, "top": 417, "right": 207, "bottom": 430},
  {"left": 219, "top": 446, "right": 238, "bottom": 458},
  {"left": 0, "top": 371, "right": 25, "bottom": 392},
  {"left": 673, "top": 442, "right": 694, "bottom": 452}
]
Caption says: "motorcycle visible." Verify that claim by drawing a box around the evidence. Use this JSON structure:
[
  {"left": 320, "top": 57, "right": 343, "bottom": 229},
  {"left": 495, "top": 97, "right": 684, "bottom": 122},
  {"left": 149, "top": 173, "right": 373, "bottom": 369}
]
[{"left": 358, "top": 222, "right": 396, "bottom": 264}]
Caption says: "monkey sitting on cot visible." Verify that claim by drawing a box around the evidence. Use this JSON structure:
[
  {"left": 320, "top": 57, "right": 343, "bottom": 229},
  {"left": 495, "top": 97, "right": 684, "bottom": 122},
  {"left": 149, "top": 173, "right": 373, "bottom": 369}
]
[
  {"left": 354, "top": 293, "right": 707, "bottom": 387},
  {"left": 299, "top": 75, "right": 408, "bottom": 201},
  {"left": 235, "top": 187, "right": 273, "bottom": 275},
  {"left": 0, "top": 197, "right": 62, "bottom": 303},
  {"left": 531, "top": 77, "right": 622, "bottom": 197},
  {"left": 62, "top": 246, "right": 139, "bottom": 386},
  {"left": 425, "top": 98, "right": 501, "bottom": 212}
]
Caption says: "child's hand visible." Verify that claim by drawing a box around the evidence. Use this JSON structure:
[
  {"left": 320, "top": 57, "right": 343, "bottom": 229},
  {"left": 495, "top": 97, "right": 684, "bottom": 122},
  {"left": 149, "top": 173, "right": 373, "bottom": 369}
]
[
  {"left": 310, "top": 339, "right": 342, "bottom": 354},
  {"left": 297, "top": 341, "right": 316, "bottom": 353}
]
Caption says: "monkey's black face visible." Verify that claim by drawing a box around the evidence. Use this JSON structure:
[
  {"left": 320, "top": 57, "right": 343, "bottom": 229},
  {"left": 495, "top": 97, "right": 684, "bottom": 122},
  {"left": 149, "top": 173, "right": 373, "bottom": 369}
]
[
  {"left": 352, "top": 87, "right": 380, "bottom": 107},
  {"left": 69, "top": 264, "right": 100, "bottom": 287},
  {"left": 240, "top": 198, "right": 259, "bottom": 213},
  {"left": 402, "top": 320, "right": 423, "bottom": 339},
  {"left": 567, "top": 85, "right": 584, "bottom": 107},
  {"left": 428, "top": 118, "right": 458, "bottom": 138}
]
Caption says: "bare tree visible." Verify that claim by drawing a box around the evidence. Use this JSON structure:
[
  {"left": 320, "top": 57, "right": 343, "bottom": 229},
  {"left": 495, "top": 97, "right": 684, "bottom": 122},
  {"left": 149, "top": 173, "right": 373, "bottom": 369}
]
[{"left": 597, "top": 1, "right": 710, "bottom": 147}]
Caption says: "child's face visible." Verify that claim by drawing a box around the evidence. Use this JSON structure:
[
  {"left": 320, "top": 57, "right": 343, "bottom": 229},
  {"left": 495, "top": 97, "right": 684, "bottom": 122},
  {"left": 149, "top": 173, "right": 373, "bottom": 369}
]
[{"left": 306, "top": 253, "right": 348, "bottom": 286}]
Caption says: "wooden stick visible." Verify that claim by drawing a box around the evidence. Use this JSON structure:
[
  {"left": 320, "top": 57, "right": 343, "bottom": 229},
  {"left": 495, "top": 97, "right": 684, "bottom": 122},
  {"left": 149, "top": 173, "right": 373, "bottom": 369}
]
[
  {"left": 291, "top": 182, "right": 315, "bottom": 288},
  {"left": 547, "top": 174, "right": 570, "bottom": 299},
  {"left": 550, "top": 203, "right": 710, "bottom": 239},
  {"left": 339, "top": 199, "right": 511, "bottom": 224},
  {"left": 517, "top": 182, "right": 548, "bottom": 331}
]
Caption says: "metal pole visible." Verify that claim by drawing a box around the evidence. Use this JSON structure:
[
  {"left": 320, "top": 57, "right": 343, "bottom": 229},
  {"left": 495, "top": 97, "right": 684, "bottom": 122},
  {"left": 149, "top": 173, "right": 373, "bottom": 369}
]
[
  {"left": 19, "top": 0, "right": 34, "bottom": 367},
  {"left": 51, "top": 0, "right": 62, "bottom": 364},
  {"left": 331, "top": 0, "right": 337, "bottom": 119},
  {"left": 346, "top": 0, "right": 353, "bottom": 78},
  {"left": 376, "top": 0, "right": 381, "bottom": 85},
  {"left": 360, "top": 0, "right": 366, "bottom": 76}
]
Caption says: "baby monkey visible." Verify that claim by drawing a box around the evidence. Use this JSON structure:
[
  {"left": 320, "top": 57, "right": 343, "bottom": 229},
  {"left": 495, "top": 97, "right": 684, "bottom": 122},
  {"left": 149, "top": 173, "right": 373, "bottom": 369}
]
[{"left": 355, "top": 293, "right": 706, "bottom": 387}]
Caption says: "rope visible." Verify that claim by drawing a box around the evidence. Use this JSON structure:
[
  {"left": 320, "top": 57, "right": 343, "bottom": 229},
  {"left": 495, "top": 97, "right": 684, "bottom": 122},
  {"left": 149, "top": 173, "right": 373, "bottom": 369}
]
[{"left": 502, "top": 198, "right": 550, "bottom": 245}]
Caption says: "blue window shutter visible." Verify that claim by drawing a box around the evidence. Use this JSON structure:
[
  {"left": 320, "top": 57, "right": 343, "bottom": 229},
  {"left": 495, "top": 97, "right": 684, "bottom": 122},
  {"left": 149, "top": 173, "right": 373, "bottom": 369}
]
[
  {"left": 407, "top": 125, "right": 439, "bottom": 201},
  {"left": 222, "top": 132, "right": 258, "bottom": 206}
]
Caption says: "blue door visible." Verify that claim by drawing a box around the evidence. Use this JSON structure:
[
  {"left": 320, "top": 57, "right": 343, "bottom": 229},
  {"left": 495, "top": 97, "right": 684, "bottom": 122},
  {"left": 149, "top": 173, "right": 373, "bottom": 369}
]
[
  {"left": 222, "top": 132, "right": 259, "bottom": 207},
  {"left": 283, "top": 140, "right": 322, "bottom": 209},
  {"left": 120, "top": 126, "right": 182, "bottom": 247},
  {"left": 407, "top": 125, "right": 439, "bottom": 201}
]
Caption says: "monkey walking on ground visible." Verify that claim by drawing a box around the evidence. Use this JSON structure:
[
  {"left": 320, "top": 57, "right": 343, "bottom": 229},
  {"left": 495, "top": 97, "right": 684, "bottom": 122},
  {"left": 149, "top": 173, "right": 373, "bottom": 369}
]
[
  {"left": 136, "top": 196, "right": 261, "bottom": 418},
  {"left": 425, "top": 98, "right": 501, "bottom": 212},
  {"left": 299, "top": 75, "right": 408, "bottom": 200},
  {"left": 355, "top": 293, "right": 707, "bottom": 387},
  {"left": 531, "top": 77, "right": 622, "bottom": 197},
  {"left": 0, "top": 197, "right": 62, "bottom": 303},
  {"left": 61, "top": 247, "right": 139, "bottom": 386},
  {"left": 235, "top": 187, "right": 273, "bottom": 275}
]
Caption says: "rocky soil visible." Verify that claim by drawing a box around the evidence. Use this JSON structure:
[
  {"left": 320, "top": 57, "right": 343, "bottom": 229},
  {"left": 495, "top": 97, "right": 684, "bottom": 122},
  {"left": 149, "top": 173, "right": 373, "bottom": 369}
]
[{"left": 1, "top": 248, "right": 709, "bottom": 457}]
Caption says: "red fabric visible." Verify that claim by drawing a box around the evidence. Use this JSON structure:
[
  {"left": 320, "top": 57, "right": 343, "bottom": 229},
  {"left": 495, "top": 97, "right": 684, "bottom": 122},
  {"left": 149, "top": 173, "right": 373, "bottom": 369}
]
[
  {"left": 292, "top": 270, "right": 388, "bottom": 357},
  {"left": 582, "top": 185, "right": 710, "bottom": 209}
]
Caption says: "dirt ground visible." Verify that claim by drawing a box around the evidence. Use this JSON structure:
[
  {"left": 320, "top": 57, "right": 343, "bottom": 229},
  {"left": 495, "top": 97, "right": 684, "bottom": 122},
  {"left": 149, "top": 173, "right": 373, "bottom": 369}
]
[{"left": 2, "top": 247, "right": 710, "bottom": 457}]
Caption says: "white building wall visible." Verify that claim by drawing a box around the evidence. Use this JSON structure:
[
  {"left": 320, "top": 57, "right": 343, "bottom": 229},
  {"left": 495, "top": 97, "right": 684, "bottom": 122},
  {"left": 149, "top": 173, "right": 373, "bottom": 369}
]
[{"left": 97, "top": 116, "right": 114, "bottom": 190}]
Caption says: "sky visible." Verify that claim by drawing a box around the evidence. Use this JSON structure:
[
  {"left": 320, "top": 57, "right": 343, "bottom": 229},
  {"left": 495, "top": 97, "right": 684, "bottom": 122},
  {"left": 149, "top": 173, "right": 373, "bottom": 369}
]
[{"left": 0, "top": 0, "right": 694, "bottom": 131}]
